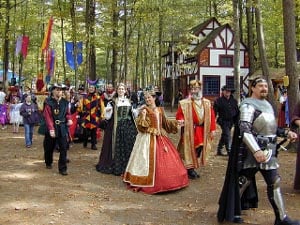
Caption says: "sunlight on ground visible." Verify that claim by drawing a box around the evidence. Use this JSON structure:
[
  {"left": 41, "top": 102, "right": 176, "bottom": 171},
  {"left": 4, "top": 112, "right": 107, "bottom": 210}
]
[
  {"left": 24, "top": 160, "right": 44, "bottom": 166},
  {"left": 0, "top": 136, "right": 24, "bottom": 140},
  {"left": 1, "top": 172, "right": 36, "bottom": 180}
]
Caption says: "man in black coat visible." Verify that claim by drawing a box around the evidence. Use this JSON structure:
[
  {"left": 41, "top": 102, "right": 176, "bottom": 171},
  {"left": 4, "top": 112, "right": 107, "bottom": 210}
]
[{"left": 214, "top": 85, "right": 239, "bottom": 156}]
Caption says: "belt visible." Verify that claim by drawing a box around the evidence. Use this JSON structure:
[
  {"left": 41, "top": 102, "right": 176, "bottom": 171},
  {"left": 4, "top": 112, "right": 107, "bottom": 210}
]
[
  {"left": 257, "top": 135, "right": 277, "bottom": 143},
  {"left": 55, "top": 120, "right": 66, "bottom": 125},
  {"left": 194, "top": 123, "right": 204, "bottom": 127}
]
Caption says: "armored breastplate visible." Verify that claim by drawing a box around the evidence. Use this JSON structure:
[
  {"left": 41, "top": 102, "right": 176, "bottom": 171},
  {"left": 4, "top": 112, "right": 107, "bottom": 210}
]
[{"left": 252, "top": 112, "right": 277, "bottom": 136}]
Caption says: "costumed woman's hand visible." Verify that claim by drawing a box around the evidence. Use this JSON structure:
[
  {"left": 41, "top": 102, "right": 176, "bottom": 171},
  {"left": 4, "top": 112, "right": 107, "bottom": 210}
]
[
  {"left": 141, "top": 108, "right": 147, "bottom": 119},
  {"left": 254, "top": 150, "right": 267, "bottom": 163},
  {"left": 67, "top": 120, "right": 73, "bottom": 126},
  {"left": 49, "top": 130, "right": 56, "bottom": 138},
  {"left": 210, "top": 131, "right": 216, "bottom": 139},
  {"left": 177, "top": 120, "right": 184, "bottom": 128}
]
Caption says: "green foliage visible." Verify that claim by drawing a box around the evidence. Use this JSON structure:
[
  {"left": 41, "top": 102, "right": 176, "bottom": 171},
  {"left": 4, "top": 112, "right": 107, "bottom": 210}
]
[{"left": 0, "top": 0, "right": 296, "bottom": 89}]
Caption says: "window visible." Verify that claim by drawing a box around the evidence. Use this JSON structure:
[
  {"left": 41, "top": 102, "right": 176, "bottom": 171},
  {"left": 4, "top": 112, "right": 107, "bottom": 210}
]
[
  {"left": 220, "top": 55, "right": 233, "bottom": 67},
  {"left": 226, "top": 76, "right": 243, "bottom": 90},
  {"left": 203, "top": 76, "right": 220, "bottom": 96},
  {"left": 226, "top": 77, "right": 235, "bottom": 90}
]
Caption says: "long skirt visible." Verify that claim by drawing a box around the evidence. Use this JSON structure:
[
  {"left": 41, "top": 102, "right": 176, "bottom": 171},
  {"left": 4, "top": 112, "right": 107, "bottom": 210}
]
[{"left": 124, "top": 133, "right": 189, "bottom": 194}]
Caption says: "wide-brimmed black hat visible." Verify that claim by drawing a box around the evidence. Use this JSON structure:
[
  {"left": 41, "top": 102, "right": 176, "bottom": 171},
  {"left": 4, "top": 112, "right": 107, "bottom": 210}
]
[{"left": 221, "top": 85, "right": 235, "bottom": 92}]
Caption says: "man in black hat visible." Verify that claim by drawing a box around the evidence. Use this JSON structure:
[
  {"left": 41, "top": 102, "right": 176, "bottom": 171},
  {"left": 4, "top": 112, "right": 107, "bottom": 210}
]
[
  {"left": 214, "top": 85, "right": 239, "bottom": 156},
  {"left": 42, "top": 83, "right": 73, "bottom": 175}
]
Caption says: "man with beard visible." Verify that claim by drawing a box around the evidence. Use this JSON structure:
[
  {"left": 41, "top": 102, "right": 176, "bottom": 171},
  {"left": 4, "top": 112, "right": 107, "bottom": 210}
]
[
  {"left": 101, "top": 83, "right": 115, "bottom": 106},
  {"left": 217, "top": 77, "right": 300, "bottom": 225},
  {"left": 176, "top": 79, "right": 216, "bottom": 179}
]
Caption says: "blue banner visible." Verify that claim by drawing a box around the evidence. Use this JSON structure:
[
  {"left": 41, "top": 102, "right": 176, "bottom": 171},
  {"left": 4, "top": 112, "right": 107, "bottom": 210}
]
[{"left": 66, "top": 41, "right": 83, "bottom": 70}]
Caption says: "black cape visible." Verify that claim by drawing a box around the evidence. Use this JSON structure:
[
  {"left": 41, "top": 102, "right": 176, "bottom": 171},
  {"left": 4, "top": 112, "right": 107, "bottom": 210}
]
[{"left": 217, "top": 123, "right": 258, "bottom": 223}]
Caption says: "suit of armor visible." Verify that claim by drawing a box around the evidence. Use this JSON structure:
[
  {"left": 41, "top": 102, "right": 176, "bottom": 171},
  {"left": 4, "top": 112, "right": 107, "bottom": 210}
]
[{"left": 239, "top": 97, "right": 299, "bottom": 225}]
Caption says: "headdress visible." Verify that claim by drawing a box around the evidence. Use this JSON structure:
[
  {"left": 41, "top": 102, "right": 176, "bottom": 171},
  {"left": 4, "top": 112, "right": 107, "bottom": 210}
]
[
  {"left": 189, "top": 79, "right": 202, "bottom": 88},
  {"left": 87, "top": 78, "right": 98, "bottom": 87},
  {"left": 144, "top": 90, "right": 156, "bottom": 97},
  {"left": 251, "top": 77, "right": 267, "bottom": 87}
]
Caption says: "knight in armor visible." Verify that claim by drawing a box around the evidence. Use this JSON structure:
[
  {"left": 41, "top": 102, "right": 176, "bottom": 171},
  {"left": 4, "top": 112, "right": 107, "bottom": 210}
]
[
  {"left": 96, "top": 83, "right": 138, "bottom": 176},
  {"left": 42, "top": 83, "right": 73, "bottom": 175},
  {"left": 217, "top": 77, "right": 299, "bottom": 225}
]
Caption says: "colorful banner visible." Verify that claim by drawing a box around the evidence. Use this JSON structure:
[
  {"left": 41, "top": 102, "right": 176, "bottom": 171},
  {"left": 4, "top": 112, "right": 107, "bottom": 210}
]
[
  {"left": 46, "top": 49, "right": 55, "bottom": 75},
  {"left": 41, "top": 17, "right": 54, "bottom": 52},
  {"left": 65, "top": 41, "right": 83, "bottom": 70},
  {"left": 21, "top": 36, "right": 29, "bottom": 59},
  {"left": 15, "top": 35, "right": 30, "bottom": 59},
  {"left": 15, "top": 36, "right": 22, "bottom": 55}
]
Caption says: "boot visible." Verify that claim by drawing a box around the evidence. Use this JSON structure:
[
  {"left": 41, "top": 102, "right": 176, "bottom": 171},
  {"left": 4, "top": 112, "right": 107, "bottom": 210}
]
[
  {"left": 91, "top": 145, "right": 97, "bottom": 150},
  {"left": 275, "top": 216, "right": 300, "bottom": 225},
  {"left": 83, "top": 141, "right": 87, "bottom": 148},
  {"left": 216, "top": 148, "right": 226, "bottom": 156},
  {"left": 187, "top": 168, "right": 200, "bottom": 179},
  {"left": 267, "top": 177, "right": 300, "bottom": 225}
]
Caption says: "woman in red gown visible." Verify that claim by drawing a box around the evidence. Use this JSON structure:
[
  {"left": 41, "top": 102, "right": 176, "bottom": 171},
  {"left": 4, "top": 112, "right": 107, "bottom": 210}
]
[{"left": 123, "top": 90, "right": 189, "bottom": 194}]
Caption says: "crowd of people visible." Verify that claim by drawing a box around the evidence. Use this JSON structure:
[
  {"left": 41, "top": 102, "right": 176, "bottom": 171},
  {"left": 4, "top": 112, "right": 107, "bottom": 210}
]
[{"left": 1, "top": 76, "right": 300, "bottom": 224}]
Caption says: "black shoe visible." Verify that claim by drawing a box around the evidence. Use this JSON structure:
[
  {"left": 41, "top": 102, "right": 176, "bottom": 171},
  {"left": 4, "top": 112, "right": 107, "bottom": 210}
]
[
  {"left": 275, "top": 216, "right": 300, "bottom": 225},
  {"left": 187, "top": 169, "right": 200, "bottom": 179},
  {"left": 216, "top": 152, "right": 227, "bottom": 156},
  {"left": 233, "top": 216, "right": 244, "bottom": 224},
  {"left": 66, "top": 159, "right": 70, "bottom": 163},
  {"left": 59, "top": 170, "right": 68, "bottom": 176},
  {"left": 91, "top": 145, "right": 97, "bottom": 150},
  {"left": 46, "top": 165, "right": 52, "bottom": 169}
]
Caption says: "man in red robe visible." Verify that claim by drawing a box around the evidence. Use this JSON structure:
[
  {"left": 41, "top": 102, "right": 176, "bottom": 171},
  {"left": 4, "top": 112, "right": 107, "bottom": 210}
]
[{"left": 176, "top": 79, "right": 216, "bottom": 179}]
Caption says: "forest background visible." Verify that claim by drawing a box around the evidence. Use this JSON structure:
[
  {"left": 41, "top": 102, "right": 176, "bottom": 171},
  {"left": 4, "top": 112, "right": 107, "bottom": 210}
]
[{"left": 0, "top": 0, "right": 299, "bottom": 112}]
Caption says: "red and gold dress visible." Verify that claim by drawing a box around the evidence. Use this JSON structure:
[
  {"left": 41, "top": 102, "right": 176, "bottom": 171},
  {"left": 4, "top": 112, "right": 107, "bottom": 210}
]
[{"left": 123, "top": 106, "right": 189, "bottom": 194}]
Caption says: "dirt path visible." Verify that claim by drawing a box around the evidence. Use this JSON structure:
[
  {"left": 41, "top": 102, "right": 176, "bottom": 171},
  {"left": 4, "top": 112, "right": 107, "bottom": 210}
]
[{"left": 0, "top": 125, "right": 299, "bottom": 225}]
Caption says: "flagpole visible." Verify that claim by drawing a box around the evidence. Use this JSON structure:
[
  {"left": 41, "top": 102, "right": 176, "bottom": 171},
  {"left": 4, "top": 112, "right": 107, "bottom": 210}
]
[{"left": 73, "top": 41, "right": 77, "bottom": 89}]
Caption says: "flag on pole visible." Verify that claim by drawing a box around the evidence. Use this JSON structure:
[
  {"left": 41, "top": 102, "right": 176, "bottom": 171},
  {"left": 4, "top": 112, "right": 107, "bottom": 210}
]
[
  {"left": 46, "top": 49, "right": 55, "bottom": 75},
  {"left": 15, "top": 36, "right": 22, "bottom": 56},
  {"left": 65, "top": 41, "right": 83, "bottom": 70},
  {"left": 41, "top": 17, "right": 54, "bottom": 52},
  {"left": 21, "top": 36, "right": 29, "bottom": 59}
]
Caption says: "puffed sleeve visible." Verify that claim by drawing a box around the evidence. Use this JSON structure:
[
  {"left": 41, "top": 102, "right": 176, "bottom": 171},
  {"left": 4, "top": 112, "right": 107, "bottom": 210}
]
[
  {"left": 161, "top": 108, "right": 178, "bottom": 134},
  {"left": 136, "top": 113, "right": 151, "bottom": 133}
]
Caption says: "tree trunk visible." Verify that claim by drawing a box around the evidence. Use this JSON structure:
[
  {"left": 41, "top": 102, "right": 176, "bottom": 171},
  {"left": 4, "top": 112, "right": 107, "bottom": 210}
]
[
  {"left": 111, "top": 0, "right": 118, "bottom": 87},
  {"left": 254, "top": 0, "right": 277, "bottom": 114},
  {"left": 85, "top": 0, "right": 91, "bottom": 83},
  {"left": 2, "top": 0, "right": 10, "bottom": 90},
  {"left": 122, "top": 0, "right": 128, "bottom": 83},
  {"left": 158, "top": 1, "right": 164, "bottom": 90},
  {"left": 70, "top": 0, "right": 78, "bottom": 87},
  {"left": 58, "top": 0, "right": 66, "bottom": 82},
  {"left": 135, "top": 18, "right": 141, "bottom": 91},
  {"left": 233, "top": 0, "right": 241, "bottom": 103},
  {"left": 89, "top": 0, "right": 96, "bottom": 80},
  {"left": 246, "top": 0, "right": 255, "bottom": 77},
  {"left": 282, "top": 0, "right": 299, "bottom": 120}
]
